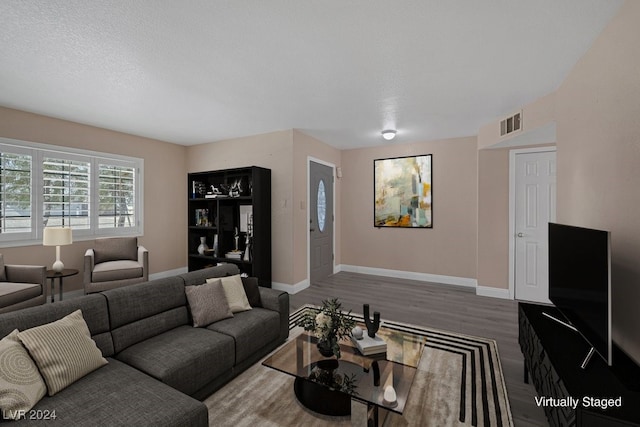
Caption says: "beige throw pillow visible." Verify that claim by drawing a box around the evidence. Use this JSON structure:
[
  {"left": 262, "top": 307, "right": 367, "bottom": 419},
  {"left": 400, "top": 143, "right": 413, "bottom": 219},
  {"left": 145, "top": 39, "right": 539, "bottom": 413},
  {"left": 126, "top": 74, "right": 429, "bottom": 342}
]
[
  {"left": 18, "top": 310, "right": 108, "bottom": 396},
  {"left": 0, "top": 330, "right": 47, "bottom": 420},
  {"left": 208, "top": 274, "right": 252, "bottom": 313},
  {"left": 185, "top": 279, "right": 234, "bottom": 327}
]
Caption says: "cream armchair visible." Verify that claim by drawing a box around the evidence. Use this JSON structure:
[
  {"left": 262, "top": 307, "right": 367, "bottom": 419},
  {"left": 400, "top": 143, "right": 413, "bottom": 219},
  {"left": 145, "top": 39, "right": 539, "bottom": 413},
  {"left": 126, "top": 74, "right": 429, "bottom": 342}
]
[
  {"left": 84, "top": 237, "right": 148, "bottom": 294},
  {"left": 0, "top": 254, "right": 46, "bottom": 314}
]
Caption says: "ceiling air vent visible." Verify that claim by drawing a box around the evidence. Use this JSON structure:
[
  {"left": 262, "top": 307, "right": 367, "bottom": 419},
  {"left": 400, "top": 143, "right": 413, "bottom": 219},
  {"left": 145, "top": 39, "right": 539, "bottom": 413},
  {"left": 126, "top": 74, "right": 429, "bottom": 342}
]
[{"left": 500, "top": 111, "right": 522, "bottom": 137}]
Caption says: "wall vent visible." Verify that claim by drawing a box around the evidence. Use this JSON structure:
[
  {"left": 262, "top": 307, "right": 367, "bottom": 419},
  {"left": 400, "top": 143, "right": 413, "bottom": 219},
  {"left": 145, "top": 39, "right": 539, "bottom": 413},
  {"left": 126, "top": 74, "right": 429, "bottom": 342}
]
[{"left": 500, "top": 111, "right": 522, "bottom": 137}]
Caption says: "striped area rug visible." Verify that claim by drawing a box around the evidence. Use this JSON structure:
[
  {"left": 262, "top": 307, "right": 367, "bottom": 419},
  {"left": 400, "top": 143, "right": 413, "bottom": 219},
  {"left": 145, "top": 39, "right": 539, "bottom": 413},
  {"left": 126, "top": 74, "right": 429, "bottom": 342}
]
[{"left": 205, "top": 306, "right": 513, "bottom": 427}]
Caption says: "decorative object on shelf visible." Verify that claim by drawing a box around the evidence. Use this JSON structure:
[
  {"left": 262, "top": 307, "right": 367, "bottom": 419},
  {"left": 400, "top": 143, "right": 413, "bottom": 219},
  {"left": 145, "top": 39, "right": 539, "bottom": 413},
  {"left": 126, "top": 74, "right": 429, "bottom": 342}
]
[
  {"left": 212, "top": 234, "right": 218, "bottom": 257},
  {"left": 197, "top": 237, "right": 208, "bottom": 255},
  {"left": 374, "top": 154, "right": 432, "bottom": 228},
  {"left": 195, "top": 208, "right": 210, "bottom": 226},
  {"left": 363, "top": 304, "right": 380, "bottom": 338},
  {"left": 43, "top": 227, "right": 73, "bottom": 272},
  {"left": 233, "top": 227, "right": 239, "bottom": 251},
  {"left": 192, "top": 181, "right": 207, "bottom": 198},
  {"left": 243, "top": 213, "right": 253, "bottom": 262},
  {"left": 296, "top": 298, "right": 355, "bottom": 359}
]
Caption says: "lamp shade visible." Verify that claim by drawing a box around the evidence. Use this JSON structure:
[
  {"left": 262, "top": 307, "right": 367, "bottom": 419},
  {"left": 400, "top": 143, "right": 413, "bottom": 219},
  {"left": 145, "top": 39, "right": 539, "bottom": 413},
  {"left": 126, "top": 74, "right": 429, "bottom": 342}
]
[{"left": 43, "top": 227, "right": 73, "bottom": 246}]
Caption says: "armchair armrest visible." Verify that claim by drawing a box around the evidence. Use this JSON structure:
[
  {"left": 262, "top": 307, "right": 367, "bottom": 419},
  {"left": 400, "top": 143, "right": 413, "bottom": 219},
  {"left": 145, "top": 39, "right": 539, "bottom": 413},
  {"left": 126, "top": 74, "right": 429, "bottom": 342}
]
[
  {"left": 84, "top": 248, "right": 95, "bottom": 286},
  {"left": 5, "top": 265, "right": 46, "bottom": 301},
  {"left": 5, "top": 264, "right": 46, "bottom": 286},
  {"left": 138, "top": 246, "right": 149, "bottom": 280},
  {"left": 259, "top": 287, "right": 289, "bottom": 342}
]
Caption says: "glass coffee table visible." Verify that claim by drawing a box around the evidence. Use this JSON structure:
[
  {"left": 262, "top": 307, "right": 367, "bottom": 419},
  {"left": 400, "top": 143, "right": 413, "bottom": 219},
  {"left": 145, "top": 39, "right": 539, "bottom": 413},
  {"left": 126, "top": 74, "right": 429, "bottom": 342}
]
[{"left": 262, "top": 325, "right": 426, "bottom": 426}]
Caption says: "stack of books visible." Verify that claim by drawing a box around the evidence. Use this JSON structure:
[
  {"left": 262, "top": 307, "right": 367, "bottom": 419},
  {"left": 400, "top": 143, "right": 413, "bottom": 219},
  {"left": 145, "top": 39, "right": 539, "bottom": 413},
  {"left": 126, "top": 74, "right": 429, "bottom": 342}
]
[
  {"left": 225, "top": 251, "right": 243, "bottom": 260},
  {"left": 351, "top": 333, "right": 387, "bottom": 356}
]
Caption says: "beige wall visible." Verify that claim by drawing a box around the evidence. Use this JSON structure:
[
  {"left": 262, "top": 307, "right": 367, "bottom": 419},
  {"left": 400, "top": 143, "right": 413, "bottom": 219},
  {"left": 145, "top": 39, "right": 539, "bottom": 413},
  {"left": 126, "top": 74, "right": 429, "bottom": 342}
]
[
  {"left": 477, "top": 148, "right": 510, "bottom": 289},
  {"left": 292, "top": 130, "right": 342, "bottom": 285},
  {"left": 0, "top": 106, "right": 187, "bottom": 292},
  {"left": 186, "top": 131, "right": 295, "bottom": 286},
  {"left": 340, "top": 137, "right": 478, "bottom": 280},
  {"left": 555, "top": 0, "right": 640, "bottom": 365}
]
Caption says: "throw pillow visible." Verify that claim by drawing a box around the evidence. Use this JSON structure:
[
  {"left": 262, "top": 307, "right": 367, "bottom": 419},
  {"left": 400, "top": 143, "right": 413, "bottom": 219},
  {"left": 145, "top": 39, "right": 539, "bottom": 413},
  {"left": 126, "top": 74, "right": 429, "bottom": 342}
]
[
  {"left": 0, "top": 330, "right": 47, "bottom": 420},
  {"left": 94, "top": 237, "right": 138, "bottom": 264},
  {"left": 18, "top": 310, "right": 108, "bottom": 396},
  {"left": 185, "top": 279, "right": 234, "bottom": 327},
  {"left": 209, "top": 274, "right": 252, "bottom": 313},
  {"left": 241, "top": 276, "right": 262, "bottom": 307}
]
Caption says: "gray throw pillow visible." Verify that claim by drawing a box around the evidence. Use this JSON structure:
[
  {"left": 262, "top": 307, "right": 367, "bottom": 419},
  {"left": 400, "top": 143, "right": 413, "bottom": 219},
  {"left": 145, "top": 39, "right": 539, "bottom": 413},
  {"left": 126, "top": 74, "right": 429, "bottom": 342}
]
[
  {"left": 0, "top": 330, "right": 47, "bottom": 419},
  {"left": 18, "top": 310, "right": 108, "bottom": 396},
  {"left": 185, "top": 279, "right": 234, "bottom": 327}
]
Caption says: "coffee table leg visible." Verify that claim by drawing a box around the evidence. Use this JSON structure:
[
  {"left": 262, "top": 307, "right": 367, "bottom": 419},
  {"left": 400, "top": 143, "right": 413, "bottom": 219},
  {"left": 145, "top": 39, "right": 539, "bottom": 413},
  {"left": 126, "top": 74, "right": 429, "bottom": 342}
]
[
  {"left": 59, "top": 278, "right": 63, "bottom": 301},
  {"left": 50, "top": 278, "right": 55, "bottom": 303}
]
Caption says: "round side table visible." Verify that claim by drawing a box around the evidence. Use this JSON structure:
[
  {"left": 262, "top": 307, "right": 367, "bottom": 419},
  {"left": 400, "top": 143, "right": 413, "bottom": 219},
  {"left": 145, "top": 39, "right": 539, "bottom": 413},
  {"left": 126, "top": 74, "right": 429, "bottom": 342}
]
[{"left": 46, "top": 269, "right": 79, "bottom": 303}]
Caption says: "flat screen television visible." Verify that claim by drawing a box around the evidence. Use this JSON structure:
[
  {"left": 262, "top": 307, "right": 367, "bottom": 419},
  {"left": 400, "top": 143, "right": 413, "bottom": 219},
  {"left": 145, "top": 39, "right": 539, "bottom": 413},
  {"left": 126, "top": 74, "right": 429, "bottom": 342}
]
[{"left": 548, "top": 222, "right": 612, "bottom": 367}]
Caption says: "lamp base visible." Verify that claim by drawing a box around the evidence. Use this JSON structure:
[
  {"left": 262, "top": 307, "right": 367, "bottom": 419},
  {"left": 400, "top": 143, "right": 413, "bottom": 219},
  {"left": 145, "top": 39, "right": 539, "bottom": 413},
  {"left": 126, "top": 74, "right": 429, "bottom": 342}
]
[{"left": 52, "top": 259, "right": 64, "bottom": 273}]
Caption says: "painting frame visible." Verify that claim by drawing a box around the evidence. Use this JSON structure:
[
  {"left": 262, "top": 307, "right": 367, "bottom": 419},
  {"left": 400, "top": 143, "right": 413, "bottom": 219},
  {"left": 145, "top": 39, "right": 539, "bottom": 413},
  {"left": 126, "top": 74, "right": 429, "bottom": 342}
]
[{"left": 374, "top": 154, "right": 432, "bottom": 228}]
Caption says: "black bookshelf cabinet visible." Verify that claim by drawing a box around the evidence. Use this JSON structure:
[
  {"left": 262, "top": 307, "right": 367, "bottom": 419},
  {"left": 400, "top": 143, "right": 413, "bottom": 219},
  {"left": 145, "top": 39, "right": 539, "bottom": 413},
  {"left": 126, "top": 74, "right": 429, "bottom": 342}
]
[
  {"left": 519, "top": 303, "right": 640, "bottom": 427},
  {"left": 187, "top": 166, "right": 271, "bottom": 287}
]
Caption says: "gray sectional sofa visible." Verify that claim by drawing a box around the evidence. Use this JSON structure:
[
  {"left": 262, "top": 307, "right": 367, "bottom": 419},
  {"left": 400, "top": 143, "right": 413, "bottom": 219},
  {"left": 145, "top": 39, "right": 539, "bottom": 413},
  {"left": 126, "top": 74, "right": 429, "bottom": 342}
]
[{"left": 0, "top": 264, "right": 289, "bottom": 426}]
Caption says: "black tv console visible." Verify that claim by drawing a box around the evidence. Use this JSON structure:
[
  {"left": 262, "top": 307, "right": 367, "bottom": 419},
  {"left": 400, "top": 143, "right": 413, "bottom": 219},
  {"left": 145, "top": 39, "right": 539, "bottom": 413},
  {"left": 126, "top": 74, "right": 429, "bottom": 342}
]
[{"left": 519, "top": 303, "right": 640, "bottom": 426}]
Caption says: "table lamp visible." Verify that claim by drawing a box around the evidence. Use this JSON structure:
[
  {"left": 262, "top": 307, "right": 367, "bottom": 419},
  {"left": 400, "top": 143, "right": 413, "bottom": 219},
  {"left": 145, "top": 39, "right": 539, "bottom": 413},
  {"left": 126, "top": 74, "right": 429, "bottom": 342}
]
[{"left": 43, "top": 227, "right": 73, "bottom": 272}]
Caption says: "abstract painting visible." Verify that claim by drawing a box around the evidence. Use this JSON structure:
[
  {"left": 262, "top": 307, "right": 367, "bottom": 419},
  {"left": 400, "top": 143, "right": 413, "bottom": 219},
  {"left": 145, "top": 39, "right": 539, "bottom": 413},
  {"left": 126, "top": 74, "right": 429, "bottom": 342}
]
[{"left": 374, "top": 154, "right": 432, "bottom": 228}]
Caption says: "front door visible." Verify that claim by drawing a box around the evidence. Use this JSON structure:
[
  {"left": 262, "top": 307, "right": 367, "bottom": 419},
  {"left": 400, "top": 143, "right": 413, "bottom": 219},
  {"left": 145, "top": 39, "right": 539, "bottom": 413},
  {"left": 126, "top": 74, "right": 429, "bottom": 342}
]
[
  {"left": 309, "top": 161, "right": 334, "bottom": 284},
  {"left": 514, "top": 150, "right": 556, "bottom": 303}
]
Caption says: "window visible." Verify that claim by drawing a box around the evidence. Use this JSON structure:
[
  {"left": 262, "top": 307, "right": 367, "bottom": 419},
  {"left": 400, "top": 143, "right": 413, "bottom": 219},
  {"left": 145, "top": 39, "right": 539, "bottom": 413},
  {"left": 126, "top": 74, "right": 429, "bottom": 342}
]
[
  {"left": 0, "top": 138, "right": 143, "bottom": 246},
  {"left": 0, "top": 150, "right": 33, "bottom": 236}
]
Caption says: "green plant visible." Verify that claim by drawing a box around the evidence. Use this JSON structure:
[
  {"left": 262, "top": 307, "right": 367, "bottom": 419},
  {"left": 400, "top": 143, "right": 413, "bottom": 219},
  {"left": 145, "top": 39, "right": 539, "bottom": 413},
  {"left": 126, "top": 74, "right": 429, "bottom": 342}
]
[{"left": 297, "top": 298, "right": 356, "bottom": 359}]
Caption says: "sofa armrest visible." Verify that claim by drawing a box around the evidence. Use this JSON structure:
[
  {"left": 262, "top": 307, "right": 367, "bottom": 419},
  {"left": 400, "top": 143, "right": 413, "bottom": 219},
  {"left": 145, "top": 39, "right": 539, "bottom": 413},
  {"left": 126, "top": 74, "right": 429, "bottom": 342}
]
[
  {"left": 138, "top": 246, "right": 149, "bottom": 280},
  {"left": 259, "top": 287, "right": 289, "bottom": 342}
]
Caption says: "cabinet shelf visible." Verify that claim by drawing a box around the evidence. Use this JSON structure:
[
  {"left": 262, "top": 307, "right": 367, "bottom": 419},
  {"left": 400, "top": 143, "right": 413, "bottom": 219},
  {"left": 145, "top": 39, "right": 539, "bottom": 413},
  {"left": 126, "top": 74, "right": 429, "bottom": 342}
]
[{"left": 187, "top": 166, "right": 271, "bottom": 287}]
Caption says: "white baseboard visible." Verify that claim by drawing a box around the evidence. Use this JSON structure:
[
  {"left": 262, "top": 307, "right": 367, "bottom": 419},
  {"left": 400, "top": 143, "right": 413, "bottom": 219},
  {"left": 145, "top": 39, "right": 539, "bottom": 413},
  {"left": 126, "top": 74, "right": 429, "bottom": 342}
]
[
  {"left": 476, "top": 285, "right": 512, "bottom": 300},
  {"left": 272, "top": 279, "right": 309, "bottom": 294},
  {"left": 149, "top": 267, "right": 188, "bottom": 281},
  {"left": 339, "top": 264, "right": 477, "bottom": 288}
]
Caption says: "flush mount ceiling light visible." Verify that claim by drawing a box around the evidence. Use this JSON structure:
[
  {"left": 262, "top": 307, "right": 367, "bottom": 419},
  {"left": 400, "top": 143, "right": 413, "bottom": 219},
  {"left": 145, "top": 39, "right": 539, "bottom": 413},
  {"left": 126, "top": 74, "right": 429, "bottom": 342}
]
[{"left": 381, "top": 129, "right": 397, "bottom": 141}]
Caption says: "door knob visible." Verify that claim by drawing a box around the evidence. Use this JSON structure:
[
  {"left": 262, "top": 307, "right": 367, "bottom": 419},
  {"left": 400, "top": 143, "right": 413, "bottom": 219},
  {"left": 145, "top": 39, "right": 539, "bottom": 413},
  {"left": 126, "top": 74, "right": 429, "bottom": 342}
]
[{"left": 517, "top": 232, "right": 524, "bottom": 237}]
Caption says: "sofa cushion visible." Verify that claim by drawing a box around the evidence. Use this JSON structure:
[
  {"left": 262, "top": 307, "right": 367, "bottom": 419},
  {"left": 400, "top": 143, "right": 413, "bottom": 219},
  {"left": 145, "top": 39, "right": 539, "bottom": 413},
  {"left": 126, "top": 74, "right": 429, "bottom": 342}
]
[
  {"left": 116, "top": 325, "right": 235, "bottom": 396},
  {"left": 91, "top": 260, "right": 143, "bottom": 283},
  {"left": 0, "top": 294, "right": 114, "bottom": 358},
  {"left": 11, "top": 358, "right": 208, "bottom": 427},
  {"left": 213, "top": 274, "right": 251, "bottom": 313},
  {"left": 17, "top": 310, "right": 108, "bottom": 396},
  {"left": 0, "top": 283, "right": 41, "bottom": 309},
  {"left": 94, "top": 237, "right": 138, "bottom": 264},
  {"left": 207, "top": 308, "right": 280, "bottom": 365},
  {"left": 185, "top": 279, "right": 233, "bottom": 327},
  {"left": 0, "top": 330, "right": 46, "bottom": 419}
]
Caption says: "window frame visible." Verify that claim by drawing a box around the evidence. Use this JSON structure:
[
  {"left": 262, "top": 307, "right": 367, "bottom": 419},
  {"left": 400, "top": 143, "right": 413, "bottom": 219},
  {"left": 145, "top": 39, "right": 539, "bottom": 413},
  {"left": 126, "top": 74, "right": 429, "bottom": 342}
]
[{"left": 0, "top": 137, "right": 144, "bottom": 247}]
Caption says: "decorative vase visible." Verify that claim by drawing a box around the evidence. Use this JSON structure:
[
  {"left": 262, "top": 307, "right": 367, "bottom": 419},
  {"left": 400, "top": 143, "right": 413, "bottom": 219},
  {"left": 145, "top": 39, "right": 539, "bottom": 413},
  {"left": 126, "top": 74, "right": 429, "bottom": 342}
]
[
  {"left": 197, "top": 237, "right": 208, "bottom": 255},
  {"left": 317, "top": 339, "right": 335, "bottom": 358}
]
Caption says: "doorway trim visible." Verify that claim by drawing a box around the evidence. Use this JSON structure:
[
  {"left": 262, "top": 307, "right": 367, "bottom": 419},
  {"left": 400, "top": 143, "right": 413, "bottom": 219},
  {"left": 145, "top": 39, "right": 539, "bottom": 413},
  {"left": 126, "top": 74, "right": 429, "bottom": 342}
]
[
  {"left": 307, "top": 156, "right": 337, "bottom": 287},
  {"left": 508, "top": 146, "right": 556, "bottom": 300}
]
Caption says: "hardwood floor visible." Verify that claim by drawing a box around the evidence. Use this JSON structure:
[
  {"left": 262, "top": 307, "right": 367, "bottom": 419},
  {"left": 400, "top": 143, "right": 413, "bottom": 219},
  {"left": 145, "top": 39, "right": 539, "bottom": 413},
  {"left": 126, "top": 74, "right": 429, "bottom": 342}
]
[{"left": 289, "top": 272, "right": 549, "bottom": 426}]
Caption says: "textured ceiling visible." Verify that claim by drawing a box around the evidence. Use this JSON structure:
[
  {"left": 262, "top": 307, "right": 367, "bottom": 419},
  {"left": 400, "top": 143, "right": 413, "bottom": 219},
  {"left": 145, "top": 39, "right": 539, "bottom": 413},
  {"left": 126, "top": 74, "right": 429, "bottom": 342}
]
[{"left": 0, "top": 1, "right": 623, "bottom": 149}]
